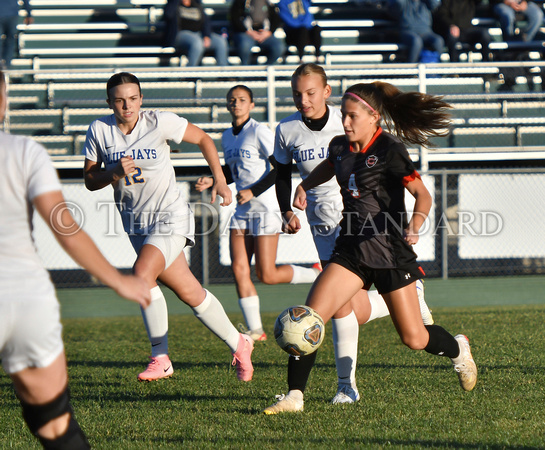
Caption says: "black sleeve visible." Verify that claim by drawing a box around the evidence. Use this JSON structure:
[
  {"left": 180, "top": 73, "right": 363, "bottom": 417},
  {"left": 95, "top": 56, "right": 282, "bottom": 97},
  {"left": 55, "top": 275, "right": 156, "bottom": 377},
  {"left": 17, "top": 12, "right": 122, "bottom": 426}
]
[
  {"left": 223, "top": 164, "right": 234, "bottom": 184},
  {"left": 268, "top": 3, "right": 282, "bottom": 32},
  {"left": 275, "top": 160, "right": 293, "bottom": 213},
  {"left": 250, "top": 156, "right": 277, "bottom": 197},
  {"left": 163, "top": 0, "right": 179, "bottom": 47},
  {"left": 229, "top": 0, "right": 248, "bottom": 33}
]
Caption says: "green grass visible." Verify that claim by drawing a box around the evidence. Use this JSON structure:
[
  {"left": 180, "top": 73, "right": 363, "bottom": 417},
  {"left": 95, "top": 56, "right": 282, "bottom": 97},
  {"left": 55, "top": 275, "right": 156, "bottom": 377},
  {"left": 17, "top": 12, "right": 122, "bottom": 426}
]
[{"left": 2, "top": 304, "right": 545, "bottom": 449}]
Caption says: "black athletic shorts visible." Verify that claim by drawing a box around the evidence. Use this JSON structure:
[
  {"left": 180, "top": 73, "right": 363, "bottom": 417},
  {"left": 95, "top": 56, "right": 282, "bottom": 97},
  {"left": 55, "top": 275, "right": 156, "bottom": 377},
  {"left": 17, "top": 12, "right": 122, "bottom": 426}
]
[{"left": 329, "top": 252, "right": 425, "bottom": 295}]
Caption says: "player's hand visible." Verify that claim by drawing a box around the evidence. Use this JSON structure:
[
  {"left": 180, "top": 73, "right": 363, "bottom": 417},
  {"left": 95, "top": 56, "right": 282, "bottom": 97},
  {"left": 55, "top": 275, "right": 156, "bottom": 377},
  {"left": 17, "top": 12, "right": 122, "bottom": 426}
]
[
  {"left": 113, "top": 156, "right": 136, "bottom": 180},
  {"left": 211, "top": 179, "right": 233, "bottom": 206},
  {"left": 282, "top": 211, "right": 302, "bottom": 234},
  {"left": 236, "top": 189, "right": 254, "bottom": 205},
  {"left": 292, "top": 184, "right": 308, "bottom": 210},
  {"left": 404, "top": 227, "right": 420, "bottom": 246},
  {"left": 114, "top": 275, "right": 151, "bottom": 308},
  {"left": 195, "top": 176, "right": 214, "bottom": 192}
]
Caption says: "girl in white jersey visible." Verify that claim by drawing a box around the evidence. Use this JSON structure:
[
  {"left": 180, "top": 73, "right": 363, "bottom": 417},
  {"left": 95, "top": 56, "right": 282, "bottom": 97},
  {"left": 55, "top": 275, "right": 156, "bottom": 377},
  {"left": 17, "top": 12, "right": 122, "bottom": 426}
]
[
  {"left": 83, "top": 72, "right": 254, "bottom": 383},
  {"left": 195, "top": 85, "right": 320, "bottom": 341},
  {"left": 272, "top": 63, "right": 434, "bottom": 406},
  {"left": 0, "top": 70, "right": 151, "bottom": 449}
]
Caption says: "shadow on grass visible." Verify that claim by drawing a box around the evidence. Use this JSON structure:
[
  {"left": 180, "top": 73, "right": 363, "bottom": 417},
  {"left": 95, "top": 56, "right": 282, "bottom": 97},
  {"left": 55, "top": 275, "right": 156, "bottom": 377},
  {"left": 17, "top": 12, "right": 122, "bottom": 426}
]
[{"left": 150, "top": 435, "right": 545, "bottom": 449}]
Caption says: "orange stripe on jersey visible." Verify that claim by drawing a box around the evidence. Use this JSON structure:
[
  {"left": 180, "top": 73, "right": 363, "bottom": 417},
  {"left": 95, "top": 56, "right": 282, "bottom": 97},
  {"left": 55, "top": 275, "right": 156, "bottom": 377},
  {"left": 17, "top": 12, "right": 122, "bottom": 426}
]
[
  {"left": 402, "top": 170, "right": 421, "bottom": 187},
  {"left": 349, "top": 127, "right": 383, "bottom": 154}
]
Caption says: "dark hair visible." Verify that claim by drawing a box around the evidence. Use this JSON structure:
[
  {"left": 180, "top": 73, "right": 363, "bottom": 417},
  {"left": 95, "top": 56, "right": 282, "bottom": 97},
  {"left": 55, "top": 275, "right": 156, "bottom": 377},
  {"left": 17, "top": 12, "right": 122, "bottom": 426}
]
[
  {"left": 0, "top": 70, "right": 4, "bottom": 89},
  {"left": 226, "top": 85, "right": 254, "bottom": 102},
  {"left": 291, "top": 63, "right": 327, "bottom": 86},
  {"left": 344, "top": 82, "right": 452, "bottom": 147},
  {"left": 106, "top": 72, "right": 141, "bottom": 99}
]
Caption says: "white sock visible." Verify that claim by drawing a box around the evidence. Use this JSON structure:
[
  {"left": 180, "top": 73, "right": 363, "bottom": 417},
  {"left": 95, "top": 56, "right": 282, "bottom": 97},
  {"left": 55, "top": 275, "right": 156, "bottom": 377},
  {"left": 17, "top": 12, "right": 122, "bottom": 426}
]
[
  {"left": 290, "top": 264, "right": 320, "bottom": 284},
  {"left": 239, "top": 295, "right": 262, "bottom": 332},
  {"left": 193, "top": 289, "right": 240, "bottom": 352},
  {"left": 365, "top": 290, "right": 390, "bottom": 323},
  {"left": 141, "top": 285, "right": 169, "bottom": 357},
  {"left": 331, "top": 311, "right": 359, "bottom": 389}
]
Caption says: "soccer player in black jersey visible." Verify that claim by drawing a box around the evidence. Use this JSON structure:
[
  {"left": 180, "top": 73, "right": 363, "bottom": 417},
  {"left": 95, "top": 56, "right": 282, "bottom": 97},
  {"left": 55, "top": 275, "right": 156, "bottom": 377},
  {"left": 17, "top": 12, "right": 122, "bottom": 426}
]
[{"left": 264, "top": 81, "right": 477, "bottom": 414}]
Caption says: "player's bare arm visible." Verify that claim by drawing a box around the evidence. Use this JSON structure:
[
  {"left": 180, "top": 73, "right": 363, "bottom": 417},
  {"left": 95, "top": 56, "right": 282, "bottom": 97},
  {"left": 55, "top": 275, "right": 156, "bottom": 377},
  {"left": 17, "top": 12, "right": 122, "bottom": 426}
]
[
  {"left": 184, "top": 123, "right": 232, "bottom": 206},
  {"left": 33, "top": 189, "right": 151, "bottom": 308},
  {"left": 404, "top": 177, "right": 432, "bottom": 245},
  {"left": 83, "top": 156, "right": 135, "bottom": 191},
  {"left": 300, "top": 159, "right": 336, "bottom": 192}
]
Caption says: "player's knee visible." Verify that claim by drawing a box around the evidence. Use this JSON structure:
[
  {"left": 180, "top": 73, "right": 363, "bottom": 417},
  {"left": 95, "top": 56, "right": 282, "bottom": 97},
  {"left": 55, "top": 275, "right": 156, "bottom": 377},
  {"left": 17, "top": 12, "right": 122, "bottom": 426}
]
[
  {"left": 400, "top": 330, "right": 428, "bottom": 350},
  {"left": 256, "top": 269, "right": 277, "bottom": 285},
  {"left": 232, "top": 261, "right": 251, "bottom": 280},
  {"left": 20, "top": 386, "right": 90, "bottom": 449}
]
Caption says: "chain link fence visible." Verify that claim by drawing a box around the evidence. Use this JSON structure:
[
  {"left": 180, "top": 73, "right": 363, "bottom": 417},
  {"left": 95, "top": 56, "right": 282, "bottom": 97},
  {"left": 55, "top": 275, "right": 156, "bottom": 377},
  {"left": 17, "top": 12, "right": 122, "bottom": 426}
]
[{"left": 33, "top": 168, "right": 545, "bottom": 288}]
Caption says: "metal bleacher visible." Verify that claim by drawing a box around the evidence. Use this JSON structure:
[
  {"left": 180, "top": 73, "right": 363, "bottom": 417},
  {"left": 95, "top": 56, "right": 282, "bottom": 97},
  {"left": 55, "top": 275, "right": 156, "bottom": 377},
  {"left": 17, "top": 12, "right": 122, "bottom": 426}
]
[{"left": 4, "top": 0, "right": 545, "bottom": 168}]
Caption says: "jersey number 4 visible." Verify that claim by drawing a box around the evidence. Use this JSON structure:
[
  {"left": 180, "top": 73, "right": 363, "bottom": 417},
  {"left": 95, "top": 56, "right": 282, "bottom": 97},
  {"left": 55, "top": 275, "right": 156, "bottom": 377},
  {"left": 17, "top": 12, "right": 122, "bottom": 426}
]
[{"left": 348, "top": 173, "right": 361, "bottom": 198}]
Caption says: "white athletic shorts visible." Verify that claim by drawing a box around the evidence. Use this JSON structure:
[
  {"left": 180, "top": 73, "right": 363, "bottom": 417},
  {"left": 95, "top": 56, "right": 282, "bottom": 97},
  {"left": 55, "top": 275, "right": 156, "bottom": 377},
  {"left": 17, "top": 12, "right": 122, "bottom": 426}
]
[
  {"left": 0, "top": 278, "right": 64, "bottom": 374},
  {"left": 229, "top": 210, "right": 282, "bottom": 236},
  {"left": 229, "top": 194, "right": 282, "bottom": 235},
  {"left": 129, "top": 233, "right": 188, "bottom": 270},
  {"left": 311, "top": 224, "right": 341, "bottom": 262}
]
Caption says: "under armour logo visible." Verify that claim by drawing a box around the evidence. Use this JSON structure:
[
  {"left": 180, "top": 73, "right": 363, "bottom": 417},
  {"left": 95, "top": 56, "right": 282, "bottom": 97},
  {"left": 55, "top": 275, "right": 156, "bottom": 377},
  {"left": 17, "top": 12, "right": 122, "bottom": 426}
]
[{"left": 405, "top": 273, "right": 411, "bottom": 279}]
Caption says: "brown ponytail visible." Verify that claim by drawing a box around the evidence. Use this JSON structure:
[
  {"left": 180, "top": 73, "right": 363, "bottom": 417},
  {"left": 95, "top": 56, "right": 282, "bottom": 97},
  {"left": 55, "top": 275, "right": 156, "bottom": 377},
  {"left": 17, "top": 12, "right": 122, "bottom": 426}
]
[{"left": 344, "top": 81, "right": 452, "bottom": 147}]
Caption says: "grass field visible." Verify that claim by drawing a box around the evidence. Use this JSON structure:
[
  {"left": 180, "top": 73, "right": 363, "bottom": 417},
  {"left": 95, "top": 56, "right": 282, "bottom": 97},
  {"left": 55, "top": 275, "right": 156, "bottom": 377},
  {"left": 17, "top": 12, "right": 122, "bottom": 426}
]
[{"left": 1, "top": 277, "right": 545, "bottom": 449}]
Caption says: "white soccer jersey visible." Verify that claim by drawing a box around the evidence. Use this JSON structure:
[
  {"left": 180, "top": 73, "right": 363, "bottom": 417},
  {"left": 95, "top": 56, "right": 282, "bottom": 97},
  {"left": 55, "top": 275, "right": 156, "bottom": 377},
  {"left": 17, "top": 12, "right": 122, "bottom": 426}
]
[
  {"left": 274, "top": 106, "right": 344, "bottom": 227},
  {"left": 222, "top": 118, "right": 274, "bottom": 191},
  {"left": 222, "top": 118, "right": 280, "bottom": 222},
  {"left": 0, "top": 131, "right": 61, "bottom": 290},
  {"left": 84, "top": 110, "right": 191, "bottom": 236}
]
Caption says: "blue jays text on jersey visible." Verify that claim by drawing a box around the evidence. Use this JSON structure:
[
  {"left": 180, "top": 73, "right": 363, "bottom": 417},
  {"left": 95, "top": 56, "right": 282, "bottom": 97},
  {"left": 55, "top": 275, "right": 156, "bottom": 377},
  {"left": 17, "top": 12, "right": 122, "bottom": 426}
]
[
  {"left": 224, "top": 147, "right": 252, "bottom": 160},
  {"left": 105, "top": 148, "right": 158, "bottom": 165},
  {"left": 293, "top": 146, "right": 328, "bottom": 163}
]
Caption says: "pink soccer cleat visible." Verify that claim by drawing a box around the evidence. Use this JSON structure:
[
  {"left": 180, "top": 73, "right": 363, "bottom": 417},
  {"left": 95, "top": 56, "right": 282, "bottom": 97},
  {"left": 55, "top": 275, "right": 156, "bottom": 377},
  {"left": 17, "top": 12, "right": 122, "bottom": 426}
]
[
  {"left": 137, "top": 355, "right": 174, "bottom": 382},
  {"left": 231, "top": 333, "right": 254, "bottom": 381}
]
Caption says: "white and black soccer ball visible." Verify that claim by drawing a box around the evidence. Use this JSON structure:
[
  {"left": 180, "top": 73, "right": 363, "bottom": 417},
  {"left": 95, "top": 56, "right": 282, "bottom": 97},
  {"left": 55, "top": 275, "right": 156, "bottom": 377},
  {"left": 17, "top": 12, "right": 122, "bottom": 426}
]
[{"left": 274, "top": 305, "right": 325, "bottom": 356}]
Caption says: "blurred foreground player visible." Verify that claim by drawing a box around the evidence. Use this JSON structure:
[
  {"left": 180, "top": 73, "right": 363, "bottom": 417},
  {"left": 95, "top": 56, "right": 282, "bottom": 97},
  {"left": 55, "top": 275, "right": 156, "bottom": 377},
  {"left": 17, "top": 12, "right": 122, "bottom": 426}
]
[{"left": 0, "top": 70, "right": 151, "bottom": 449}]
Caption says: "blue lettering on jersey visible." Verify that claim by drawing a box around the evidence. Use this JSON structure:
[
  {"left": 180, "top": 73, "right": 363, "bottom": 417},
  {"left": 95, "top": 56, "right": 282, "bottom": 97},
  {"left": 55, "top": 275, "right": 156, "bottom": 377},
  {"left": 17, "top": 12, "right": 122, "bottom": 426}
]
[
  {"left": 317, "top": 147, "right": 328, "bottom": 158},
  {"left": 106, "top": 151, "right": 126, "bottom": 164},
  {"left": 294, "top": 147, "right": 328, "bottom": 163},
  {"left": 129, "top": 149, "right": 158, "bottom": 160},
  {"left": 225, "top": 148, "right": 252, "bottom": 160}
]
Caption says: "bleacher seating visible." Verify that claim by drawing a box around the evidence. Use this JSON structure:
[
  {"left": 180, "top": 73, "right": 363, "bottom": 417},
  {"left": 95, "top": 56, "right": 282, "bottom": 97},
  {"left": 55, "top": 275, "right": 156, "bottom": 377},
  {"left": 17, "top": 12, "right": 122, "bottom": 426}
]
[
  {"left": 4, "top": 0, "right": 545, "bottom": 167},
  {"left": 17, "top": 0, "right": 545, "bottom": 68}
]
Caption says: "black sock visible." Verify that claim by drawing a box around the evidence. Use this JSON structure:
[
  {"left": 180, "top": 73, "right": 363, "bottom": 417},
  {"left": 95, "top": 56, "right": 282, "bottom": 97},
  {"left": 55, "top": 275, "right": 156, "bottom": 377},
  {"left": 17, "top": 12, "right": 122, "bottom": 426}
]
[
  {"left": 424, "top": 325, "right": 460, "bottom": 358},
  {"left": 38, "top": 416, "right": 90, "bottom": 450},
  {"left": 287, "top": 351, "right": 318, "bottom": 392}
]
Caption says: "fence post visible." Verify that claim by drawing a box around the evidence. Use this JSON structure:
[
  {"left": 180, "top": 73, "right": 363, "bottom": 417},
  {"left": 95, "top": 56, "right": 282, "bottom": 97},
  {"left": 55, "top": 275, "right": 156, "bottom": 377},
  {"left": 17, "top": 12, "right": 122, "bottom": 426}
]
[
  {"left": 201, "top": 190, "right": 210, "bottom": 285},
  {"left": 267, "top": 65, "right": 276, "bottom": 130},
  {"left": 441, "top": 170, "right": 448, "bottom": 279},
  {"left": 417, "top": 64, "right": 429, "bottom": 172}
]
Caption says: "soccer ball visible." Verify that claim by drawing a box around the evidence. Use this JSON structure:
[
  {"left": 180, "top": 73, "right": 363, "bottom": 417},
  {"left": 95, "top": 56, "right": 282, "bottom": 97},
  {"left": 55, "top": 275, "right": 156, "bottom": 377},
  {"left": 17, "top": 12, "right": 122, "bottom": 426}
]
[{"left": 274, "top": 305, "right": 325, "bottom": 356}]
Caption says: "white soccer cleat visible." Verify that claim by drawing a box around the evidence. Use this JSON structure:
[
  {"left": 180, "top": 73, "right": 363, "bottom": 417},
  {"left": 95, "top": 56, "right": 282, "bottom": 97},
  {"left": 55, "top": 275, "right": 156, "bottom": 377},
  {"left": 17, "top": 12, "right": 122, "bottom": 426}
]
[
  {"left": 416, "top": 279, "right": 434, "bottom": 325},
  {"left": 237, "top": 323, "right": 267, "bottom": 342},
  {"left": 263, "top": 391, "right": 304, "bottom": 415},
  {"left": 451, "top": 334, "right": 477, "bottom": 391},
  {"left": 331, "top": 385, "right": 360, "bottom": 404}
]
